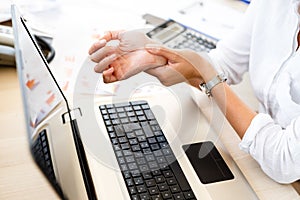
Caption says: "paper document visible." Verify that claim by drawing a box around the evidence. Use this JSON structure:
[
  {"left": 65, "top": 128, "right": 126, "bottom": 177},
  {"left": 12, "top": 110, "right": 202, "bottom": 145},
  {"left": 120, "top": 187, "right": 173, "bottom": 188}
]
[{"left": 168, "top": 1, "right": 245, "bottom": 39}]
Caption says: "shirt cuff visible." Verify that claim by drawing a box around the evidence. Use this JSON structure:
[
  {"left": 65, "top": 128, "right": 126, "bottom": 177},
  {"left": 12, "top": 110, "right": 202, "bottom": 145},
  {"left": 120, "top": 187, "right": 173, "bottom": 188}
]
[{"left": 239, "top": 113, "right": 274, "bottom": 153}]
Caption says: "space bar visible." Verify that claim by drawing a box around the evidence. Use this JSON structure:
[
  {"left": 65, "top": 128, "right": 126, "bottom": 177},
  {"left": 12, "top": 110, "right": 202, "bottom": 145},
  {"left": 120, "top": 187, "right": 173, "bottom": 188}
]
[{"left": 169, "top": 160, "right": 191, "bottom": 191}]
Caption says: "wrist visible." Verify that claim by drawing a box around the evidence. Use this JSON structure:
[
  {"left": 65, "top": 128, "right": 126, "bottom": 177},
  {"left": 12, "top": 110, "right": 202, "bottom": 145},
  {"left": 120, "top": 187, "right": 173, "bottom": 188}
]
[
  {"left": 200, "top": 73, "right": 227, "bottom": 97},
  {"left": 142, "top": 52, "right": 167, "bottom": 70},
  {"left": 200, "top": 60, "right": 218, "bottom": 83}
]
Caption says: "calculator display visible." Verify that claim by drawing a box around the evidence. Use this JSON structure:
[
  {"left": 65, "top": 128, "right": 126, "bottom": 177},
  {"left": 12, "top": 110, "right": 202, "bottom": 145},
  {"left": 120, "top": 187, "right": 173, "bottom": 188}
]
[
  {"left": 155, "top": 24, "right": 182, "bottom": 42},
  {"left": 150, "top": 22, "right": 185, "bottom": 43}
]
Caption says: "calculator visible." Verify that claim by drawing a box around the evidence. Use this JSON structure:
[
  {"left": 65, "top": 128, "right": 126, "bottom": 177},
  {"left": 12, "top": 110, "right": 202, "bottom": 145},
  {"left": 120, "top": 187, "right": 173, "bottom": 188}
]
[{"left": 147, "top": 19, "right": 218, "bottom": 52}]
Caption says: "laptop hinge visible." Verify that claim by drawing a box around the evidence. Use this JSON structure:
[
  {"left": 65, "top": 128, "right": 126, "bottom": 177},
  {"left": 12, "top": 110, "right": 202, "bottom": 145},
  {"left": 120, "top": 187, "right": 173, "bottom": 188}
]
[{"left": 62, "top": 108, "right": 82, "bottom": 124}]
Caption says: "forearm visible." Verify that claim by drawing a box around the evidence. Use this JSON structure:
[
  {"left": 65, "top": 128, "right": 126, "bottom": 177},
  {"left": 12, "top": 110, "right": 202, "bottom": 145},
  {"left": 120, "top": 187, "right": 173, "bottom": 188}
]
[
  {"left": 145, "top": 46, "right": 256, "bottom": 137},
  {"left": 192, "top": 55, "right": 257, "bottom": 138},
  {"left": 210, "top": 82, "right": 257, "bottom": 138}
]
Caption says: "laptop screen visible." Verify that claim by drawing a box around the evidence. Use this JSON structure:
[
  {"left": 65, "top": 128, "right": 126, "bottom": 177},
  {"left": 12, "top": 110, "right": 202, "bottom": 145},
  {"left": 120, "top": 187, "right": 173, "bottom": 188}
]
[{"left": 12, "top": 5, "right": 68, "bottom": 138}]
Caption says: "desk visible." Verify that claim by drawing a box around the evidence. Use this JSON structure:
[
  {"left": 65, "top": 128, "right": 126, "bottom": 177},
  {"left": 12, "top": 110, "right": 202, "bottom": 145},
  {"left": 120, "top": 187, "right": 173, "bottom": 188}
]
[
  {"left": 0, "top": 0, "right": 299, "bottom": 199},
  {"left": 0, "top": 67, "right": 60, "bottom": 199},
  {"left": 1, "top": 68, "right": 299, "bottom": 200}
]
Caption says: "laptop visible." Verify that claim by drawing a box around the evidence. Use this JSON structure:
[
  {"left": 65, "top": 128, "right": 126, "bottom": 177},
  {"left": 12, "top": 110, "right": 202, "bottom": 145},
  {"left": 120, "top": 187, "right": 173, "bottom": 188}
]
[{"left": 11, "top": 4, "right": 258, "bottom": 200}]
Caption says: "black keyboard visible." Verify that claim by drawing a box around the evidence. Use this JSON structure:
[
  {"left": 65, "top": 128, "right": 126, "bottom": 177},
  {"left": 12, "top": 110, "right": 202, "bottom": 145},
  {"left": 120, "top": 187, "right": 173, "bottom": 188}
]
[
  {"left": 32, "top": 129, "right": 64, "bottom": 197},
  {"left": 100, "top": 100, "right": 196, "bottom": 200}
]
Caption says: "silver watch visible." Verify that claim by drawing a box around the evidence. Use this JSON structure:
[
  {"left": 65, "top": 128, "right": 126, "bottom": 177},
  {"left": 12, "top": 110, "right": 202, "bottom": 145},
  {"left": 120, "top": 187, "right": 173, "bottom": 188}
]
[{"left": 200, "top": 73, "right": 227, "bottom": 97}]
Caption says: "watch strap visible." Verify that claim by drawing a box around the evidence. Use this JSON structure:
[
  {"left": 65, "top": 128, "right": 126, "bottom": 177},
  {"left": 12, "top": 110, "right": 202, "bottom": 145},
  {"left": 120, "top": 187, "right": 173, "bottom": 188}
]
[{"left": 200, "top": 73, "right": 227, "bottom": 96}]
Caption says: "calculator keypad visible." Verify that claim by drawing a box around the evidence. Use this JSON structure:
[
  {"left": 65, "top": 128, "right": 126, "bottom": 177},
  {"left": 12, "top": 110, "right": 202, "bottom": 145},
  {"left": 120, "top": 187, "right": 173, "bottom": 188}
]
[{"left": 165, "top": 30, "right": 216, "bottom": 52}]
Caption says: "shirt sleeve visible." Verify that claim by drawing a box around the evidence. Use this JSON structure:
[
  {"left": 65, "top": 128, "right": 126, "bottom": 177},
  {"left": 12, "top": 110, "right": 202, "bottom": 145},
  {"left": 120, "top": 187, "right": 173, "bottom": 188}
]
[
  {"left": 239, "top": 113, "right": 300, "bottom": 184},
  {"left": 208, "top": 0, "right": 260, "bottom": 85}
]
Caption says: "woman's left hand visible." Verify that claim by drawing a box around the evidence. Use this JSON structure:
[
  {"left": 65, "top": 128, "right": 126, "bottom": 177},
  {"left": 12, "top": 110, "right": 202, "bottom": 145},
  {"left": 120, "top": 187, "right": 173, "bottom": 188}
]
[{"left": 88, "top": 30, "right": 167, "bottom": 83}]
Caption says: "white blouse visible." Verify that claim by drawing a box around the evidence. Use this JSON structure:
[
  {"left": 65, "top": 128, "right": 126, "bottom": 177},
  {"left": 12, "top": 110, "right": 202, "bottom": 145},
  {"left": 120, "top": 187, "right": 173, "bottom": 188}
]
[{"left": 208, "top": 0, "right": 300, "bottom": 183}]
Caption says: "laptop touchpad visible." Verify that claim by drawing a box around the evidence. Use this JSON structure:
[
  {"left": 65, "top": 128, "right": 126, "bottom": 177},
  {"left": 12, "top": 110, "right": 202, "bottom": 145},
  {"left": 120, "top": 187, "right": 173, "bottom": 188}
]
[{"left": 182, "top": 141, "right": 234, "bottom": 184}]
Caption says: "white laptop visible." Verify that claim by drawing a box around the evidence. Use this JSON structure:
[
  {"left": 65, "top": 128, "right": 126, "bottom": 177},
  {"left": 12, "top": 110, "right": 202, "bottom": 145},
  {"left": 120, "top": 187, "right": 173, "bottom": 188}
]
[{"left": 11, "top": 4, "right": 258, "bottom": 200}]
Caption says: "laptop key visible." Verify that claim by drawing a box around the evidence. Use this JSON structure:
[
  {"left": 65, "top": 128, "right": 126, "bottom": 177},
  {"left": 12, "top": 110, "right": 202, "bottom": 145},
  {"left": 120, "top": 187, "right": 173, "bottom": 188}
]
[
  {"left": 132, "top": 195, "right": 140, "bottom": 200},
  {"left": 114, "top": 125, "right": 125, "bottom": 137},
  {"left": 166, "top": 178, "right": 176, "bottom": 186},
  {"left": 129, "top": 186, "right": 137, "bottom": 195},
  {"left": 162, "top": 190, "right": 172, "bottom": 199},
  {"left": 126, "top": 178, "right": 134, "bottom": 187},
  {"left": 123, "top": 122, "right": 141, "bottom": 132},
  {"left": 134, "top": 177, "right": 144, "bottom": 185},
  {"left": 145, "top": 179, "right": 156, "bottom": 187},
  {"left": 149, "top": 186, "right": 159, "bottom": 195},
  {"left": 137, "top": 185, "right": 147, "bottom": 193},
  {"left": 151, "top": 195, "right": 162, "bottom": 200},
  {"left": 142, "top": 172, "right": 153, "bottom": 180},
  {"left": 170, "top": 185, "right": 180, "bottom": 193},
  {"left": 184, "top": 191, "right": 196, "bottom": 199},
  {"left": 173, "top": 193, "right": 184, "bottom": 199},
  {"left": 140, "top": 193, "right": 151, "bottom": 200},
  {"left": 132, "top": 171, "right": 141, "bottom": 178},
  {"left": 158, "top": 183, "right": 168, "bottom": 191}
]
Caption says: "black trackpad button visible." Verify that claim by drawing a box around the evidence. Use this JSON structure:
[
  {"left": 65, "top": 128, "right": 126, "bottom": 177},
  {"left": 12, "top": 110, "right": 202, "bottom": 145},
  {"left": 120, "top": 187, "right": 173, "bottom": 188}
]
[{"left": 182, "top": 141, "right": 234, "bottom": 184}]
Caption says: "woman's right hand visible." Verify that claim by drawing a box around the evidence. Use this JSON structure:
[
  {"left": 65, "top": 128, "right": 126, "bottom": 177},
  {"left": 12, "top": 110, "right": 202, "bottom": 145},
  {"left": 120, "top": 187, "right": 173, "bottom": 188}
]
[{"left": 144, "top": 44, "right": 216, "bottom": 88}]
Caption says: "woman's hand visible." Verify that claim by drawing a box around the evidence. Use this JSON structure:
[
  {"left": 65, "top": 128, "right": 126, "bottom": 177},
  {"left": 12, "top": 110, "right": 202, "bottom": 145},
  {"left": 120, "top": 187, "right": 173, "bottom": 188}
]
[
  {"left": 88, "top": 30, "right": 167, "bottom": 82},
  {"left": 144, "top": 44, "right": 216, "bottom": 88}
]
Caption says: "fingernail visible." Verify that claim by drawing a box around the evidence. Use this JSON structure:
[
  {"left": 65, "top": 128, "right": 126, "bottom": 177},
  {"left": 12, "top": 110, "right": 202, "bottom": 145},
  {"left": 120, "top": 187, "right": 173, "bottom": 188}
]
[
  {"left": 89, "top": 53, "right": 97, "bottom": 61},
  {"left": 94, "top": 64, "right": 103, "bottom": 73}
]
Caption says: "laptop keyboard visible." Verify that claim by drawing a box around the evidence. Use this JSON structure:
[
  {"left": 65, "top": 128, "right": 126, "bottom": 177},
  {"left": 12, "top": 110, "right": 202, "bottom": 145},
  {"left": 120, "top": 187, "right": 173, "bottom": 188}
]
[
  {"left": 32, "top": 129, "right": 64, "bottom": 197},
  {"left": 32, "top": 130, "right": 56, "bottom": 182},
  {"left": 100, "top": 100, "right": 196, "bottom": 200}
]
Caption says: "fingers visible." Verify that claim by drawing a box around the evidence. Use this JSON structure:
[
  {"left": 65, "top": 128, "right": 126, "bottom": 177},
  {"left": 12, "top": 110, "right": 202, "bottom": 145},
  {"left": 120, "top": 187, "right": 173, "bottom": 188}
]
[
  {"left": 102, "top": 30, "right": 125, "bottom": 41},
  {"left": 94, "top": 54, "right": 117, "bottom": 73},
  {"left": 145, "top": 44, "right": 180, "bottom": 62},
  {"left": 90, "top": 45, "right": 118, "bottom": 63},
  {"left": 102, "top": 67, "right": 117, "bottom": 83},
  {"left": 88, "top": 39, "right": 107, "bottom": 55},
  {"left": 88, "top": 30, "right": 125, "bottom": 55}
]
